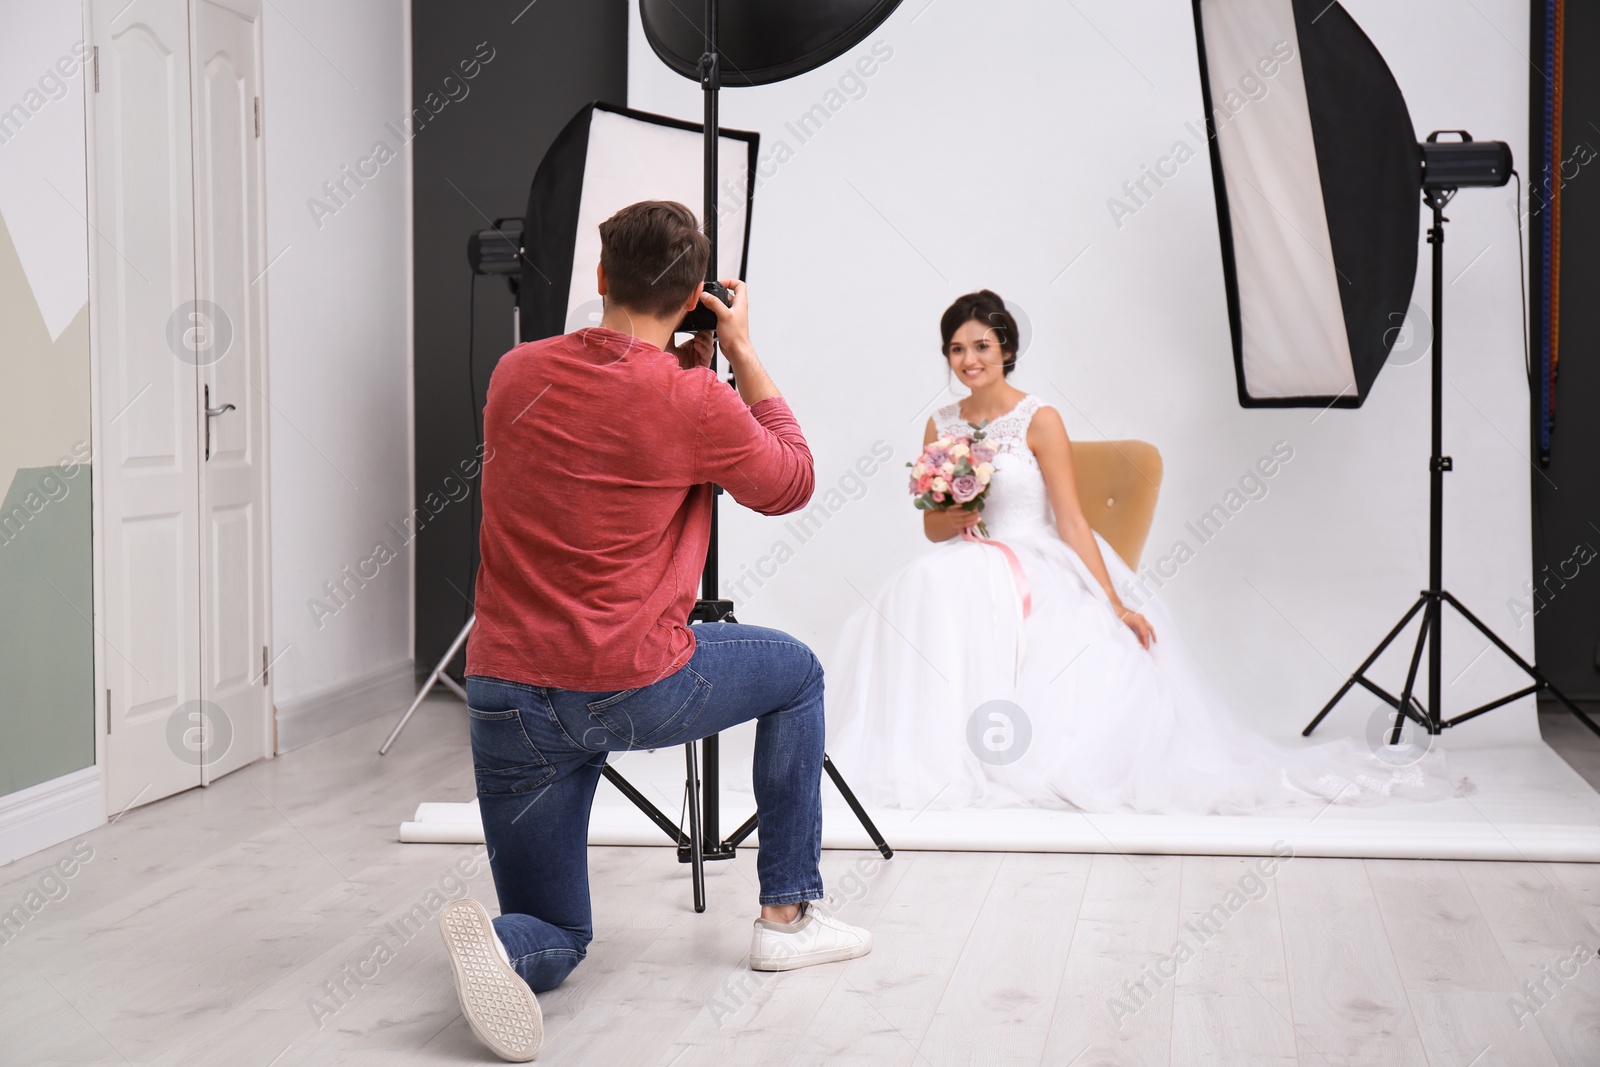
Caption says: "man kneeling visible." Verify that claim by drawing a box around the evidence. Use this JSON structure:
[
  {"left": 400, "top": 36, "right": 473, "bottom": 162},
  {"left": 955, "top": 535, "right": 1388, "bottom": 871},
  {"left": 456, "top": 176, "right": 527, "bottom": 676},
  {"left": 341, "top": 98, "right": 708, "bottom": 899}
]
[{"left": 438, "top": 200, "right": 871, "bottom": 1062}]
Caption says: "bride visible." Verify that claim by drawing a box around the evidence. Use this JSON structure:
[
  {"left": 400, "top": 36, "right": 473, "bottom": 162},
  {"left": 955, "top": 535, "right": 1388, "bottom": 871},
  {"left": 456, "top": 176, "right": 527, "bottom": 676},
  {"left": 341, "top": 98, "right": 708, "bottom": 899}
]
[{"left": 825, "top": 289, "right": 1469, "bottom": 815}]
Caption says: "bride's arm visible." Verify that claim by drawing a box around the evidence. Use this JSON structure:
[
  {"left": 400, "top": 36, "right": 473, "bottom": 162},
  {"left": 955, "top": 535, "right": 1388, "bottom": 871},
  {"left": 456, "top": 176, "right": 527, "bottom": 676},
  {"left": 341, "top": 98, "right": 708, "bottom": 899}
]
[
  {"left": 921, "top": 416, "right": 982, "bottom": 542},
  {"left": 1029, "top": 407, "right": 1155, "bottom": 649}
]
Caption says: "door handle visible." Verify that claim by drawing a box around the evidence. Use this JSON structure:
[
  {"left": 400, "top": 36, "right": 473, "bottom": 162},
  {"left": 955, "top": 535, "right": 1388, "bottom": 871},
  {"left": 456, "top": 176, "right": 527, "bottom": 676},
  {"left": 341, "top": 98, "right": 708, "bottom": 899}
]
[{"left": 204, "top": 384, "right": 235, "bottom": 460}]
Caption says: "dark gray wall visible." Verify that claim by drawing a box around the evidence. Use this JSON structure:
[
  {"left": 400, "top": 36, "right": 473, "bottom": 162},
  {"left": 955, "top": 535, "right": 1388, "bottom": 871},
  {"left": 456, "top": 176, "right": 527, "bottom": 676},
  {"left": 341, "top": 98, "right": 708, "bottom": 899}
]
[
  {"left": 411, "top": 0, "right": 628, "bottom": 673},
  {"left": 1533, "top": 3, "right": 1600, "bottom": 702}
]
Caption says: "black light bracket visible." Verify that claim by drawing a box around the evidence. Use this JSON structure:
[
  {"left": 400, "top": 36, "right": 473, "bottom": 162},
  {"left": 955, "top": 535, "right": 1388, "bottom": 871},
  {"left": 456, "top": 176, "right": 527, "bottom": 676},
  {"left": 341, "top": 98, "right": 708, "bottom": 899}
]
[{"left": 469, "top": 216, "right": 529, "bottom": 342}]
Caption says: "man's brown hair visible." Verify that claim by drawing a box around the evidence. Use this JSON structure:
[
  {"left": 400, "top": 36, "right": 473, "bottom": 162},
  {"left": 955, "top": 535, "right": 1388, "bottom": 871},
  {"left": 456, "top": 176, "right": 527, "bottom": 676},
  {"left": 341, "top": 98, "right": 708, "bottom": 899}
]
[{"left": 598, "top": 200, "right": 711, "bottom": 318}]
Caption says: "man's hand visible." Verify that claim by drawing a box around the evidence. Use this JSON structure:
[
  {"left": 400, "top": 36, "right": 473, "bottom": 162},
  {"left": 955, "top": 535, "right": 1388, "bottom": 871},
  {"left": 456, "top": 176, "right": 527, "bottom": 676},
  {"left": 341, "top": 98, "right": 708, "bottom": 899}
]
[
  {"left": 693, "top": 279, "right": 780, "bottom": 405},
  {"left": 667, "top": 330, "right": 714, "bottom": 370},
  {"left": 700, "top": 279, "right": 753, "bottom": 363}
]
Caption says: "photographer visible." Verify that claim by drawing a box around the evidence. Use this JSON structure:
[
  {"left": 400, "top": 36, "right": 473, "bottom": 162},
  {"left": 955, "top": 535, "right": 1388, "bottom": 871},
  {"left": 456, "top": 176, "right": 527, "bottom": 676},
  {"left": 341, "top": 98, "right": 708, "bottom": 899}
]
[{"left": 438, "top": 200, "right": 871, "bottom": 1062}]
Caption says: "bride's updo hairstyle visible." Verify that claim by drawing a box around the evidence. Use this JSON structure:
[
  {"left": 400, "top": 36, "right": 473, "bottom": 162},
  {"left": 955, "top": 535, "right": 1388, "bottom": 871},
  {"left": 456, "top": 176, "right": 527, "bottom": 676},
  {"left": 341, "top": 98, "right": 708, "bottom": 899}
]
[{"left": 939, "top": 289, "right": 1021, "bottom": 376}]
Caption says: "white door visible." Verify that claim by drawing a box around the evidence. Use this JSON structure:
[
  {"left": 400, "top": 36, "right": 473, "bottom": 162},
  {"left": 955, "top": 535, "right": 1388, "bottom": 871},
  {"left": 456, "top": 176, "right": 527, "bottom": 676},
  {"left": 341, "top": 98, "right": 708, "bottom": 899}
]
[
  {"left": 91, "top": 0, "right": 272, "bottom": 811},
  {"left": 92, "top": 0, "right": 205, "bottom": 813},
  {"left": 192, "top": 0, "right": 270, "bottom": 782}
]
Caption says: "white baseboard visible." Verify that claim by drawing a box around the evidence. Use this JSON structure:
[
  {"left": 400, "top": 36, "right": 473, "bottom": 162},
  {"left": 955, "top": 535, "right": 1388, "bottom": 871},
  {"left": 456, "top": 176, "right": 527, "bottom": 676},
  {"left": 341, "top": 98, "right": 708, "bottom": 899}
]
[
  {"left": 274, "top": 659, "right": 416, "bottom": 753},
  {"left": 0, "top": 766, "right": 103, "bottom": 869}
]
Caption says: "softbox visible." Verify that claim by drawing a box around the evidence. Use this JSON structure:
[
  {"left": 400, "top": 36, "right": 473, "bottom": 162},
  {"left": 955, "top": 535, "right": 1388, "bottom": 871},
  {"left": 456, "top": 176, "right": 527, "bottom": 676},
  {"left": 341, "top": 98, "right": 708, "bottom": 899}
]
[
  {"left": 518, "top": 102, "right": 759, "bottom": 343},
  {"left": 1193, "top": 0, "right": 1421, "bottom": 408}
]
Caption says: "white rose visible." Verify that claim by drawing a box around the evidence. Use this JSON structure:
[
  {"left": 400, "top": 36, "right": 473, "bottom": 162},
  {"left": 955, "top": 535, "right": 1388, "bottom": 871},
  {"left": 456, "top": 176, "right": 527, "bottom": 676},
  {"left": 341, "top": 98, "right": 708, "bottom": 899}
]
[
  {"left": 950, "top": 443, "right": 970, "bottom": 459},
  {"left": 930, "top": 476, "right": 948, "bottom": 493},
  {"left": 939, "top": 461, "right": 956, "bottom": 476}
]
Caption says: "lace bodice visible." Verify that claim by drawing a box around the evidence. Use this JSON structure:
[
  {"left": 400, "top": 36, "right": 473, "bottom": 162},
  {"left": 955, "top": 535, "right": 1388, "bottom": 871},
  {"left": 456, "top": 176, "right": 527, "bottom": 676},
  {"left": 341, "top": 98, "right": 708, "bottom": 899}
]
[
  {"left": 934, "top": 394, "right": 1043, "bottom": 466},
  {"left": 933, "top": 395, "right": 1054, "bottom": 538}
]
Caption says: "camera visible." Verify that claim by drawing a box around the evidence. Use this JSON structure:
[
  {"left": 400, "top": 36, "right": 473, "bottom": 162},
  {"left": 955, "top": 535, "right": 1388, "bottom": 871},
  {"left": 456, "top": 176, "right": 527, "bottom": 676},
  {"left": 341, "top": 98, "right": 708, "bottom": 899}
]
[{"left": 676, "top": 279, "right": 733, "bottom": 333}]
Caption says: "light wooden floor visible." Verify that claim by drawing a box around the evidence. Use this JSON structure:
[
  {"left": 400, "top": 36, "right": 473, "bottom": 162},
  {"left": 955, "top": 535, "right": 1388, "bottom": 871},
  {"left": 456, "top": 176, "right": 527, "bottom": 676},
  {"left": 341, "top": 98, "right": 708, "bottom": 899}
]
[{"left": 2, "top": 695, "right": 1598, "bottom": 1066}]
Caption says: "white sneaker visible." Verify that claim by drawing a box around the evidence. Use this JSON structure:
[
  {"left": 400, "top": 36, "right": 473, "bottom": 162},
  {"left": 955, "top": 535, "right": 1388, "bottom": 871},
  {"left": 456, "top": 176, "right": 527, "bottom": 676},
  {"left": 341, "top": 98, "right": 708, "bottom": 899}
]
[
  {"left": 749, "top": 896, "right": 873, "bottom": 971},
  {"left": 439, "top": 897, "right": 543, "bottom": 1062}
]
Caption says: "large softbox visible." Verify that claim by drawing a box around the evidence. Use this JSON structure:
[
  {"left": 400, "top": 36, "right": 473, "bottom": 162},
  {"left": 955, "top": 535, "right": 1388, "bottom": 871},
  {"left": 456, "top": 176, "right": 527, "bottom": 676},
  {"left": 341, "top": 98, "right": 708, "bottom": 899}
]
[
  {"left": 1193, "top": 0, "right": 1421, "bottom": 408},
  {"left": 518, "top": 102, "right": 758, "bottom": 342}
]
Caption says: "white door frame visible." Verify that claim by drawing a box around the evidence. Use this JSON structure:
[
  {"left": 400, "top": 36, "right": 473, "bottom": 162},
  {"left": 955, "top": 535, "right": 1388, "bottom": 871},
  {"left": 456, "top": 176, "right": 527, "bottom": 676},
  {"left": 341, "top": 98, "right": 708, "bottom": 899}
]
[
  {"left": 83, "top": 0, "right": 275, "bottom": 814},
  {"left": 191, "top": 0, "right": 273, "bottom": 784}
]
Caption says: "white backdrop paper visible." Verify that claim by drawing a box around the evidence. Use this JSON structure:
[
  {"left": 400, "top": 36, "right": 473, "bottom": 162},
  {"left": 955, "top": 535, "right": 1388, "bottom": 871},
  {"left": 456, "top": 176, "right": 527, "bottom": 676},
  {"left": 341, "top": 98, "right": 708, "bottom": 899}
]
[{"left": 626, "top": 0, "right": 1540, "bottom": 750}]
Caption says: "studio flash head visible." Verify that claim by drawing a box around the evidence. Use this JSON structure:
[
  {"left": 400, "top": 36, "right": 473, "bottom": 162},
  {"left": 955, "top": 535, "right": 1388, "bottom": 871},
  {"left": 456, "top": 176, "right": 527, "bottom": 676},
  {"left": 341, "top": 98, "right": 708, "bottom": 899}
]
[
  {"left": 467, "top": 218, "right": 524, "bottom": 276},
  {"left": 1420, "top": 130, "right": 1513, "bottom": 191}
]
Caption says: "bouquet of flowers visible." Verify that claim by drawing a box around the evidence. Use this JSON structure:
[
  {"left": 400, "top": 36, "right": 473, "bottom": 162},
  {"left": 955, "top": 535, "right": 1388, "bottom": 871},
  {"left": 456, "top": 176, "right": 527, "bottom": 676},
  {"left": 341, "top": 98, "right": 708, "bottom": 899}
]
[{"left": 907, "top": 422, "right": 998, "bottom": 537}]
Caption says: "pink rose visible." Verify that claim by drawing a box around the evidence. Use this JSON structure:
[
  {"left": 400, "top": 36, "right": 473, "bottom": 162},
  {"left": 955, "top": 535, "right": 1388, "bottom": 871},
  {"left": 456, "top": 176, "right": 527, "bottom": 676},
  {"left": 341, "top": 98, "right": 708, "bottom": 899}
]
[
  {"left": 950, "top": 474, "right": 980, "bottom": 503},
  {"left": 932, "top": 491, "right": 946, "bottom": 503},
  {"left": 971, "top": 442, "right": 996, "bottom": 464},
  {"left": 924, "top": 446, "right": 951, "bottom": 468},
  {"left": 916, "top": 474, "right": 933, "bottom": 492}
]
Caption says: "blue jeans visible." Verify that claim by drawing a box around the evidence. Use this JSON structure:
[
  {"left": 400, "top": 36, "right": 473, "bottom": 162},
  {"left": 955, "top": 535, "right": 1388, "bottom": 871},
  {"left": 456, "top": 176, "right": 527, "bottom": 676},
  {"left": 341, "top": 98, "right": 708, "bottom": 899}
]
[{"left": 464, "top": 622, "right": 826, "bottom": 993}]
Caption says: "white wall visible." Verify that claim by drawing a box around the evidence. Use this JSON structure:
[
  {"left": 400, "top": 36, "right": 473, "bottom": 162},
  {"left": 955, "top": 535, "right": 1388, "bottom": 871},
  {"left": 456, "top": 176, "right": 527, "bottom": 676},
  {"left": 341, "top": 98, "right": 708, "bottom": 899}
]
[
  {"left": 0, "top": 3, "right": 88, "bottom": 347},
  {"left": 263, "top": 0, "right": 414, "bottom": 714},
  {"left": 628, "top": 0, "right": 1539, "bottom": 745}
]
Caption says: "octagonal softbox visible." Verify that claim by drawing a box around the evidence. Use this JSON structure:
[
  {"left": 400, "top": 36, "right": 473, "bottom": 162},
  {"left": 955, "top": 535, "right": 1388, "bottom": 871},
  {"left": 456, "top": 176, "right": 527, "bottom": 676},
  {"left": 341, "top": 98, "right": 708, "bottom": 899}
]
[
  {"left": 518, "top": 102, "right": 758, "bottom": 342},
  {"left": 639, "top": 0, "right": 902, "bottom": 87}
]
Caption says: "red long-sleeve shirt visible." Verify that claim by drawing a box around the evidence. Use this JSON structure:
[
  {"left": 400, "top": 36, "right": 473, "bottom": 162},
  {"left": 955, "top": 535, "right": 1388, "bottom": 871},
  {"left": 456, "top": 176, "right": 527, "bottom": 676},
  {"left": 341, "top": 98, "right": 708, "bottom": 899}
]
[{"left": 465, "top": 326, "right": 814, "bottom": 691}]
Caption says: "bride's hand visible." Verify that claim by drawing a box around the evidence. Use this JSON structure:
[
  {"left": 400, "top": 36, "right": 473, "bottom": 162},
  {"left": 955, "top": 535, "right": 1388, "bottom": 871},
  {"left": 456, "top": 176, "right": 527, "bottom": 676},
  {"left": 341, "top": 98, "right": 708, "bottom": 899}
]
[
  {"left": 934, "top": 507, "right": 982, "bottom": 540},
  {"left": 1115, "top": 606, "right": 1156, "bottom": 650}
]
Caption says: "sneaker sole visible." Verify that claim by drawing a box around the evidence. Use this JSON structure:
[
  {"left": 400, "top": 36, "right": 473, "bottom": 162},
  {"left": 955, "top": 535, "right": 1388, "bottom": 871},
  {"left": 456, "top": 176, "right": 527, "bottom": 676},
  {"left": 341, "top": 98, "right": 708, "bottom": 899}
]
[
  {"left": 439, "top": 898, "right": 543, "bottom": 1061},
  {"left": 749, "top": 936, "right": 873, "bottom": 972}
]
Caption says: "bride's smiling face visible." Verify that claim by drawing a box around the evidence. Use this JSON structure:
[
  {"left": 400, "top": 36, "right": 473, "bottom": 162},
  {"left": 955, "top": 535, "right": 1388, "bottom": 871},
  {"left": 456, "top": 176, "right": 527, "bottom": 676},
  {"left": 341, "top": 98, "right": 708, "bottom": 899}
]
[{"left": 946, "top": 319, "right": 1008, "bottom": 389}]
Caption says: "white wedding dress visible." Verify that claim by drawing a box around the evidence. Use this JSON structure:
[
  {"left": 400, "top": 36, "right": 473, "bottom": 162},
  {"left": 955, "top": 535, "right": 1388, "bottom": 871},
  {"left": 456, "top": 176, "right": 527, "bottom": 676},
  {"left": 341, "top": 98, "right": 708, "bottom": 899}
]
[{"left": 826, "top": 394, "right": 1471, "bottom": 815}]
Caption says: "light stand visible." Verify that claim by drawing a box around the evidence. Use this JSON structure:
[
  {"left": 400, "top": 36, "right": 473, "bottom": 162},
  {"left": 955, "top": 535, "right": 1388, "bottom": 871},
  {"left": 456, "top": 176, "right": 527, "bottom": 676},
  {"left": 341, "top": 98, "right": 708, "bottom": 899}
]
[
  {"left": 622, "top": 0, "right": 891, "bottom": 912},
  {"left": 1304, "top": 135, "right": 1600, "bottom": 743}
]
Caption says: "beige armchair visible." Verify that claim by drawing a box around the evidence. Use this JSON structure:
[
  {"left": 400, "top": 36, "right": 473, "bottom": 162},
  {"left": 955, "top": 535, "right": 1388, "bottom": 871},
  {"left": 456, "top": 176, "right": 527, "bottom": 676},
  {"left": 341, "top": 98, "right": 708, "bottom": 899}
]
[{"left": 1069, "top": 440, "right": 1163, "bottom": 569}]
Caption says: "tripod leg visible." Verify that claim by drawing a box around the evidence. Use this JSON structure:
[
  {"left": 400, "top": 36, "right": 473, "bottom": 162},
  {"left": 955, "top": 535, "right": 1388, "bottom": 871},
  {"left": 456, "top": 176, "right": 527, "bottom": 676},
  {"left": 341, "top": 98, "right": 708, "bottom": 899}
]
[
  {"left": 602, "top": 763, "right": 691, "bottom": 847},
  {"left": 685, "top": 741, "right": 706, "bottom": 914},
  {"left": 1393, "top": 602, "right": 1434, "bottom": 744},
  {"left": 725, "top": 812, "right": 759, "bottom": 848},
  {"left": 1441, "top": 592, "right": 1600, "bottom": 740},
  {"left": 436, "top": 674, "right": 469, "bottom": 702},
  {"left": 1304, "top": 596, "right": 1427, "bottom": 736},
  {"left": 1444, "top": 591, "right": 1558, "bottom": 675},
  {"left": 379, "top": 615, "right": 475, "bottom": 755},
  {"left": 824, "top": 755, "right": 894, "bottom": 860}
]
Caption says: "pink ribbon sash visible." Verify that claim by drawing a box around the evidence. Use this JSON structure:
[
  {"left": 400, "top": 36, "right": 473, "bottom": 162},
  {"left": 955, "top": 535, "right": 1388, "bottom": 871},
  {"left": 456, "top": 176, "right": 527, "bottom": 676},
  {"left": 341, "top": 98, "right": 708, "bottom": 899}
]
[
  {"left": 963, "top": 527, "right": 1031, "bottom": 684},
  {"left": 962, "top": 527, "right": 1032, "bottom": 619}
]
